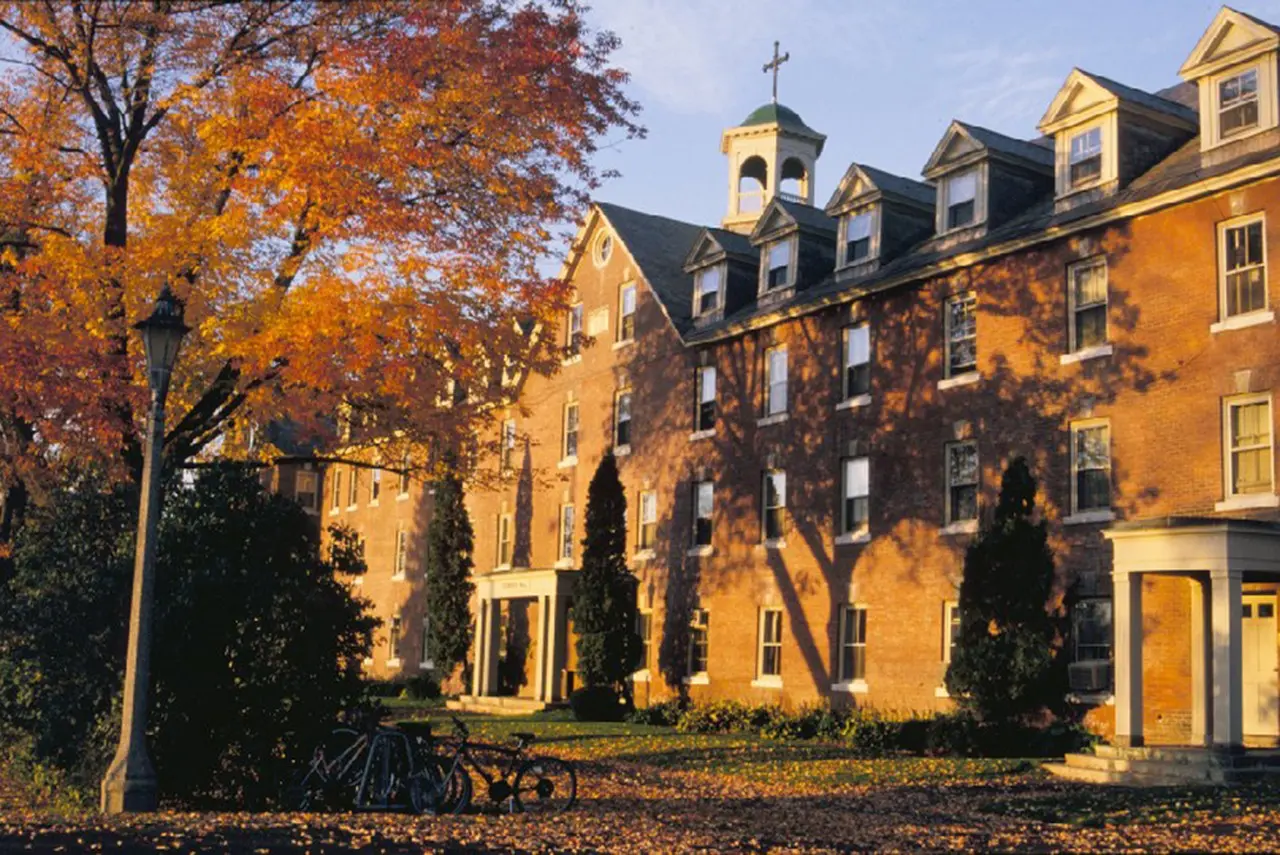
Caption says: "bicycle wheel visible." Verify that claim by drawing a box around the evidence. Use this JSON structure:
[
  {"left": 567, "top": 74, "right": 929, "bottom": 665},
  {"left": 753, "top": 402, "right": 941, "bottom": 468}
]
[
  {"left": 282, "top": 764, "right": 324, "bottom": 811},
  {"left": 513, "top": 756, "right": 576, "bottom": 815},
  {"left": 413, "top": 756, "right": 472, "bottom": 815}
]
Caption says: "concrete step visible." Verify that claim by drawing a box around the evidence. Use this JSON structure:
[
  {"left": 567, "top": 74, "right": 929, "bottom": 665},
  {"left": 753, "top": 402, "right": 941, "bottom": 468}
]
[
  {"left": 1044, "top": 760, "right": 1190, "bottom": 786},
  {"left": 446, "top": 695, "right": 565, "bottom": 717},
  {"left": 1068, "top": 753, "right": 1216, "bottom": 779}
]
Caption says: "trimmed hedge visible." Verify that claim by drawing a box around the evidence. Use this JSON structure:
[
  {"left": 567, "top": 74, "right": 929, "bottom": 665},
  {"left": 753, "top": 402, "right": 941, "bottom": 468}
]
[{"left": 625, "top": 701, "right": 1094, "bottom": 758}]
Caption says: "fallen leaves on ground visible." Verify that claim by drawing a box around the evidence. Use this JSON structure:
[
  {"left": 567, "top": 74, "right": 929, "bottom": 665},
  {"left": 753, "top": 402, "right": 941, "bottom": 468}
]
[{"left": 3, "top": 717, "right": 1280, "bottom": 853}]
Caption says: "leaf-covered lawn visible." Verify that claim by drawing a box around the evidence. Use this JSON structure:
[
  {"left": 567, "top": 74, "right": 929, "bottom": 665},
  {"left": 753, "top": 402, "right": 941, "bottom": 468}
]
[{"left": 4, "top": 712, "right": 1280, "bottom": 852}]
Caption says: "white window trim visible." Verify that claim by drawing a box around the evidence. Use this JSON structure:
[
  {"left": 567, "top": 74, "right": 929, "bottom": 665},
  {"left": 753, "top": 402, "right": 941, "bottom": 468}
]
[
  {"left": 614, "top": 388, "right": 632, "bottom": 449},
  {"left": 1217, "top": 212, "right": 1269, "bottom": 324},
  {"left": 593, "top": 230, "right": 613, "bottom": 267},
  {"left": 558, "top": 503, "right": 575, "bottom": 566},
  {"left": 1060, "top": 343, "right": 1114, "bottom": 365},
  {"left": 695, "top": 263, "right": 726, "bottom": 317},
  {"left": 496, "top": 513, "right": 513, "bottom": 570},
  {"left": 943, "top": 291, "right": 977, "bottom": 381},
  {"left": 763, "top": 345, "right": 788, "bottom": 417},
  {"left": 561, "top": 401, "right": 579, "bottom": 464},
  {"left": 761, "top": 470, "right": 786, "bottom": 545},
  {"left": 1070, "top": 418, "right": 1112, "bottom": 517},
  {"left": 834, "top": 530, "right": 871, "bottom": 546},
  {"left": 832, "top": 680, "right": 869, "bottom": 694},
  {"left": 936, "top": 165, "right": 987, "bottom": 235},
  {"left": 841, "top": 323, "right": 871, "bottom": 402},
  {"left": 692, "top": 481, "right": 714, "bottom": 549},
  {"left": 835, "top": 394, "right": 872, "bottom": 411},
  {"left": 1055, "top": 118, "right": 1115, "bottom": 199},
  {"left": 757, "top": 413, "right": 789, "bottom": 427},
  {"left": 943, "top": 601, "right": 960, "bottom": 664},
  {"left": 682, "top": 673, "right": 710, "bottom": 686},
  {"left": 1220, "top": 393, "right": 1276, "bottom": 504},
  {"left": 420, "top": 617, "right": 434, "bottom": 670},
  {"left": 759, "top": 235, "right": 798, "bottom": 294},
  {"left": 1204, "top": 62, "right": 1274, "bottom": 150},
  {"left": 838, "top": 206, "right": 879, "bottom": 268},
  {"left": 686, "top": 545, "right": 714, "bottom": 557},
  {"left": 695, "top": 365, "right": 717, "bottom": 433},
  {"left": 617, "top": 282, "right": 636, "bottom": 343},
  {"left": 1067, "top": 257, "right": 1109, "bottom": 353},
  {"left": 392, "top": 526, "right": 408, "bottom": 581},
  {"left": 840, "top": 456, "right": 870, "bottom": 540},
  {"left": 1064, "top": 509, "right": 1116, "bottom": 526},
  {"left": 637, "top": 490, "right": 658, "bottom": 552},
  {"left": 943, "top": 440, "right": 979, "bottom": 529},
  {"left": 689, "top": 428, "right": 717, "bottom": 442},
  {"left": 756, "top": 608, "right": 784, "bottom": 684},
  {"left": 836, "top": 604, "right": 868, "bottom": 686}
]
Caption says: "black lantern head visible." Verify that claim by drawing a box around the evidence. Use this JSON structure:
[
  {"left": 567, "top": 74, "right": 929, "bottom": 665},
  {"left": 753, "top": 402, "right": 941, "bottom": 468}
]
[{"left": 133, "top": 285, "right": 191, "bottom": 393}]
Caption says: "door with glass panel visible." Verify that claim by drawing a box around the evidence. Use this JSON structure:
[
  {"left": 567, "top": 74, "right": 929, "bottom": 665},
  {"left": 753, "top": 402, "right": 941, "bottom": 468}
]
[{"left": 1242, "top": 594, "right": 1279, "bottom": 738}]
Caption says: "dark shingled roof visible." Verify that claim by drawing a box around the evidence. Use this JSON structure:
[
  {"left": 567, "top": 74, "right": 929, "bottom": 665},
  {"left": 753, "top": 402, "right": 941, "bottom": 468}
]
[
  {"left": 856, "top": 164, "right": 936, "bottom": 206},
  {"left": 957, "top": 121, "right": 1055, "bottom": 167},
  {"left": 705, "top": 227, "right": 757, "bottom": 259},
  {"left": 597, "top": 202, "right": 705, "bottom": 332},
  {"left": 1081, "top": 70, "right": 1198, "bottom": 123},
  {"left": 740, "top": 102, "right": 819, "bottom": 135},
  {"left": 1155, "top": 81, "right": 1199, "bottom": 112},
  {"left": 775, "top": 198, "right": 838, "bottom": 235}
]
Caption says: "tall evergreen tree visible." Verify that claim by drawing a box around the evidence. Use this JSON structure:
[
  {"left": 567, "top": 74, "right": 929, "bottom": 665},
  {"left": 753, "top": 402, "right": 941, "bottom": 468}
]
[
  {"left": 573, "top": 453, "right": 640, "bottom": 696},
  {"left": 945, "top": 457, "right": 1062, "bottom": 722},
  {"left": 424, "top": 469, "right": 476, "bottom": 679}
]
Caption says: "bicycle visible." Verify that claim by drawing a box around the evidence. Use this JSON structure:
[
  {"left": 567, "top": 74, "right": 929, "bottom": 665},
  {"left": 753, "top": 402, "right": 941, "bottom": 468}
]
[
  {"left": 284, "top": 713, "right": 434, "bottom": 813},
  {"left": 431, "top": 716, "right": 577, "bottom": 815}
]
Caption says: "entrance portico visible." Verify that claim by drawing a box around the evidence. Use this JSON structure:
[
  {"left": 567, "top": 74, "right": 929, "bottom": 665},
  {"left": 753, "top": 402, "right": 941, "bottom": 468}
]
[
  {"left": 1107, "top": 518, "right": 1280, "bottom": 749},
  {"left": 469, "top": 567, "right": 578, "bottom": 705}
]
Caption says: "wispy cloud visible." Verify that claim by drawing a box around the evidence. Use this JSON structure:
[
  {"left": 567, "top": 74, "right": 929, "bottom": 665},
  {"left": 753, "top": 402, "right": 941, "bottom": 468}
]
[{"left": 935, "top": 46, "right": 1065, "bottom": 134}]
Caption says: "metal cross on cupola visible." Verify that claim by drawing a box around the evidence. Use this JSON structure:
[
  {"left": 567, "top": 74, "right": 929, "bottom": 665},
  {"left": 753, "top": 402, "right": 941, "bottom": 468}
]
[{"left": 762, "top": 41, "right": 790, "bottom": 104}]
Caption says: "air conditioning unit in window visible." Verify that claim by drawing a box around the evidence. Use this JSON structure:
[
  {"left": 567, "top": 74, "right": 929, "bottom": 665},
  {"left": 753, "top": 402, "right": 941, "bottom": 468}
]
[{"left": 1068, "top": 660, "right": 1112, "bottom": 693}]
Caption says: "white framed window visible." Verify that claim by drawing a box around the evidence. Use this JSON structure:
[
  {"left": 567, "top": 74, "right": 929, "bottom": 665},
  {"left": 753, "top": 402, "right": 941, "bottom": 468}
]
[
  {"left": 1218, "top": 67, "right": 1259, "bottom": 139},
  {"left": 762, "top": 470, "right": 786, "bottom": 542},
  {"left": 331, "top": 469, "right": 342, "bottom": 511},
  {"left": 347, "top": 467, "right": 360, "bottom": 508},
  {"left": 693, "top": 480, "right": 714, "bottom": 547},
  {"left": 496, "top": 513, "right": 513, "bottom": 568},
  {"left": 945, "top": 440, "right": 979, "bottom": 524},
  {"left": 1219, "top": 215, "right": 1267, "bottom": 319},
  {"left": 695, "top": 365, "right": 716, "bottom": 432},
  {"left": 1071, "top": 421, "right": 1111, "bottom": 513},
  {"left": 594, "top": 231, "right": 613, "bottom": 267},
  {"left": 388, "top": 615, "right": 403, "bottom": 664},
  {"left": 696, "top": 265, "right": 723, "bottom": 316},
  {"left": 1068, "top": 258, "right": 1108, "bottom": 351},
  {"left": 398, "top": 453, "right": 410, "bottom": 496},
  {"left": 1225, "top": 395, "right": 1274, "bottom": 498},
  {"left": 764, "top": 345, "right": 788, "bottom": 416},
  {"left": 1073, "top": 599, "right": 1112, "bottom": 663},
  {"left": 1068, "top": 127, "right": 1103, "bottom": 189},
  {"left": 393, "top": 525, "right": 408, "bottom": 579},
  {"left": 758, "top": 608, "right": 783, "bottom": 678},
  {"left": 763, "top": 238, "right": 793, "bottom": 291},
  {"left": 841, "top": 456, "right": 870, "bottom": 536},
  {"left": 944, "top": 292, "right": 977, "bottom": 378},
  {"left": 637, "top": 610, "right": 653, "bottom": 673},
  {"left": 943, "top": 602, "right": 961, "bottom": 663},
  {"left": 500, "top": 419, "right": 517, "bottom": 473},
  {"left": 638, "top": 490, "right": 657, "bottom": 550},
  {"left": 562, "top": 401, "right": 579, "bottom": 460},
  {"left": 420, "top": 616, "right": 434, "bottom": 669},
  {"left": 842, "top": 210, "right": 874, "bottom": 265},
  {"left": 295, "top": 468, "right": 318, "bottom": 512},
  {"left": 566, "top": 303, "right": 583, "bottom": 355},
  {"left": 837, "top": 605, "right": 867, "bottom": 683},
  {"left": 614, "top": 390, "right": 633, "bottom": 449},
  {"left": 944, "top": 169, "right": 978, "bottom": 231},
  {"left": 842, "top": 324, "right": 870, "bottom": 400},
  {"left": 370, "top": 467, "right": 382, "bottom": 503},
  {"left": 559, "top": 503, "right": 575, "bottom": 563},
  {"left": 618, "top": 284, "right": 636, "bottom": 342},
  {"left": 688, "top": 608, "right": 709, "bottom": 677}
]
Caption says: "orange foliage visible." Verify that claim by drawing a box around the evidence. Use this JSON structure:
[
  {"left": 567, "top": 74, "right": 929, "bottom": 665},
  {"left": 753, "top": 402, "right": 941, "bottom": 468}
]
[{"left": 0, "top": 0, "right": 639, "bottom": 487}]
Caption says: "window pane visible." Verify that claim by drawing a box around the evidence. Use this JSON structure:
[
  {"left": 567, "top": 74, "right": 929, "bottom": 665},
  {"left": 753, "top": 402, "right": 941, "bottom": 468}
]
[
  {"left": 844, "top": 457, "right": 869, "bottom": 498},
  {"left": 769, "top": 241, "right": 790, "bottom": 270},
  {"left": 622, "top": 286, "right": 636, "bottom": 314},
  {"left": 696, "top": 482, "right": 714, "bottom": 518},
  {"left": 847, "top": 212, "right": 872, "bottom": 241},
  {"left": 947, "top": 171, "right": 977, "bottom": 204},
  {"left": 1069, "top": 127, "right": 1102, "bottom": 162},
  {"left": 845, "top": 325, "right": 870, "bottom": 367},
  {"left": 699, "top": 366, "right": 716, "bottom": 402}
]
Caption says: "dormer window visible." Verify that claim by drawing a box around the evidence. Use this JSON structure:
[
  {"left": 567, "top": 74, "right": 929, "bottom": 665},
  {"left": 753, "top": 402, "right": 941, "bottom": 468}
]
[
  {"left": 1219, "top": 68, "right": 1259, "bottom": 138},
  {"left": 696, "top": 265, "right": 722, "bottom": 315},
  {"left": 765, "top": 240, "right": 793, "bottom": 290},
  {"left": 843, "top": 210, "right": 874, "bottom": 265},
  {"left": 944, "top": 170, "right": 977, "bottom": 231},
  {"left": 1068, "top": 127, "right": 1102, "bottom": 188}
]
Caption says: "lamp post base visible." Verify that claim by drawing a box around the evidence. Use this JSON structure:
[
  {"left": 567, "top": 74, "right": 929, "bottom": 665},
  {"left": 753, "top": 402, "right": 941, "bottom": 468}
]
[{"left": 99, "top": 749, "right": 157, "bottom": 814}]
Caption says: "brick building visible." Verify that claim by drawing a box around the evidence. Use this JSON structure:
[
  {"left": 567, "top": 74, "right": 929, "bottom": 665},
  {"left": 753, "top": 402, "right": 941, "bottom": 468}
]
[{"left": 408, "top": 7, "right": 1280, "bottom": 747}]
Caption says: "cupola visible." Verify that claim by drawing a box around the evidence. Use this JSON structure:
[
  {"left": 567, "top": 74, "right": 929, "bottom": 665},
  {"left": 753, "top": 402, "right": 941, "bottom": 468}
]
[{"left": 721, "top": 102, "right": 826, "bottom": 235}]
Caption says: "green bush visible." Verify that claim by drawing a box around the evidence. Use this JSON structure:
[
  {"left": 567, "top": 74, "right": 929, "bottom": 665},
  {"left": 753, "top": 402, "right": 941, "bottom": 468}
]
[
  {"left": 759, "top": 704, "right": 844, "bottom": 741},
  {"left": 625, "top": 698, "right": 684, "bottom": 726},
  {"left": 402, "top": 673, "right": 441, "bottom": 701},
  {"left": 569, "top": 685, "right": 626, "bottom": 722},
  {"left": 674, "top": 700, "right": 775, "bottom": 734},
  {"left": 839, "top": 710, "right": 903, "bottom": 755}
]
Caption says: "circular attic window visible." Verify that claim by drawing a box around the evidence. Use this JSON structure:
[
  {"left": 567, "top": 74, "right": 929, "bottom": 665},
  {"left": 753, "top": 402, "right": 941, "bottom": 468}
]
[{"left": 594, "top": 231, "right": 614, "bottom": 267}]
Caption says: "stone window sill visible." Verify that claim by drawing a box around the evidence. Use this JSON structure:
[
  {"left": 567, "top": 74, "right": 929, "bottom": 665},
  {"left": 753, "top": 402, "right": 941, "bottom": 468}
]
[
  {"left": 757, "top": 412, "right": 789, "bottom": 427},
  {"left": 612, "top": 339, "right": 634, "bottom": 351},
  {"left": 940, "top": 519, "right": 978, "bottom": 536},
  {"left": 1215, "top": 493, "right": 1280, "bottom": 512},
  {"left": 494, "top": 563, "right": 512, "bottom": 573},
  {"left": 1060, "top": 343, "right": 1113, "bottom": 365},
  {"left": 1065, "top": 691, "right": 1115, "bottom": 706},
  {"left": 561, "top": 354, "right": 582, "bottom": 366},
  {"left": 759, "top": 538, "right": 787, "bottom": 550},
  {"left": 1064, "top": 509, "right": 1115, "bottom": 525},
  {"left": 631, "top": 669, "right": 651, "bottom": 683},
  {"left": 835, "top": 530, "right": 871, "bottom": 546},
  {"left": 557, "top": 456, "right": 578, "bottom": 470},
  {"left": 935, "top": 686, "right": 950, "bottom": 698},
  {"left": 554, "top": 558, "right": 574, "bottom": 570},
  {"left": 614, "top": 444, "right": 632, "bottom": 457},
  {"left": 397, "top": 492, "right": 410, "bottom": 502},
  {"left": 368, "top": 499, "right": 380, "bottom": 508},
  {"left": 386, "top": 658, "right": 402, "bottom": 669},
  {"left": 346, "top": 504, "right": 359, "bottom": 512},
  {"left": 751, "top": 676, "right": 783, "bottom": 690},
  {"left": 353, "top": 575, "right": 364, "bottom": 586},
  {"left": 1210, "top": 309, "right": 1274, "bottom": 334},
  {"left": 682, "top": 673, "right": 710, "bottom": 686},
  {"left": 687, "top": 545, "right": 714, "bottom": 557},
  {"left": 391, "top": 572, "right": 406, "bottom": 582},
  {"left": 420, "top": 660, "right": 435, "bottom": 671},
  {"left": 362, "top": 656, "right": 374, "bottom": 667},
  {"left": 329, "top": 508, "right": 341, "bottom": 516},
  {"left": 303, "top": 507, "right": 319, "bottom": 516},
  {"left": 836, "top": 394, "right": 872, "bottom": 411},
  {"left": 831, "top": 680, "right": 869, "bottom": 694},
  {"left": 689, "top": 428, "right": 716, "bottom": 442},
  {"left": 633, "top": 549, "right": 656, "bottom": 562},
  {"left": 937, "top": 372, "right": 979, "bottom": 391}
]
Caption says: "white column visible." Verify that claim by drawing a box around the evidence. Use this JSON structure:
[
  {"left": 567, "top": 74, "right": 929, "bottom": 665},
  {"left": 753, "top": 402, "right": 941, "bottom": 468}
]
[
  {"left": 1190, "top": 576, "right": 1214, "bottom": 746},
  {"left": 545, "top": 593, "right": 565, "bottom": 701},
  {"left": 1113, "top": 570, "right": 1144, "bottom": 747},
  {"left": 1210, "top": 569, "right": 1244, "bottom": 747},
  {"left": 534, "top": 594, "right": 551, "bottom": 702},
  {"left": 471, "top": 600, "right": 488, "bottom": 697},
  {"left": 483, "top": 599, "right": 502, "bottom": 696}
]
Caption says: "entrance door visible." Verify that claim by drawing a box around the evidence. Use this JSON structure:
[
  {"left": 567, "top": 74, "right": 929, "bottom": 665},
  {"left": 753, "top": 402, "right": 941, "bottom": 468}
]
[{"left": 1242, "top": 595, "right": 1279, "bottom": 737}]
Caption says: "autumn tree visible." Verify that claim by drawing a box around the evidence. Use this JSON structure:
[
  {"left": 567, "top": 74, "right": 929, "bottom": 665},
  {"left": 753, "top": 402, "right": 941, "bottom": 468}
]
[
  {"left": 423, "top": 466, "right": 475, "bottom": 681},
  {"left": 945, "top": 457, "right": 1063, "bottom": 722},
  {"left": 572, "top": 452, "right": 639, "bottom": 716},
  {"left": 0, "top": 1, "right": 640, "bottom": 535}
]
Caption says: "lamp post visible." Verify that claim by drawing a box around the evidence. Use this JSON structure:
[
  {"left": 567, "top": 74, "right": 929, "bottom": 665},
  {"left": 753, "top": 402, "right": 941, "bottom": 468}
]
[{"left": 100, "top": 285, "right": 189, "bottom": 814}]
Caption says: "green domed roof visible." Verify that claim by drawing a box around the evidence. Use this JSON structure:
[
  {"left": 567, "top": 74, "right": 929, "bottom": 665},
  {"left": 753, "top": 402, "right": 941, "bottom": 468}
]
[{"left": 740, "top": 102, "right": 814, "bottom": 132}]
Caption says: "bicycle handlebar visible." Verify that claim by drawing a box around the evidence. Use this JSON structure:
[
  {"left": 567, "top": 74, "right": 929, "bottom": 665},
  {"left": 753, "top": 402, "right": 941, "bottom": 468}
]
[{"left": 451, "top": 715, "right": 470, "bottom": 739}]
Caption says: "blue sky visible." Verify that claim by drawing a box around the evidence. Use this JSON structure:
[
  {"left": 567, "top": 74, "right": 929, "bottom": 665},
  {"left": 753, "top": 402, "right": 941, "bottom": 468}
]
[{"left": 581, "top": 0, "right": 1280, "bottom": 229}]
